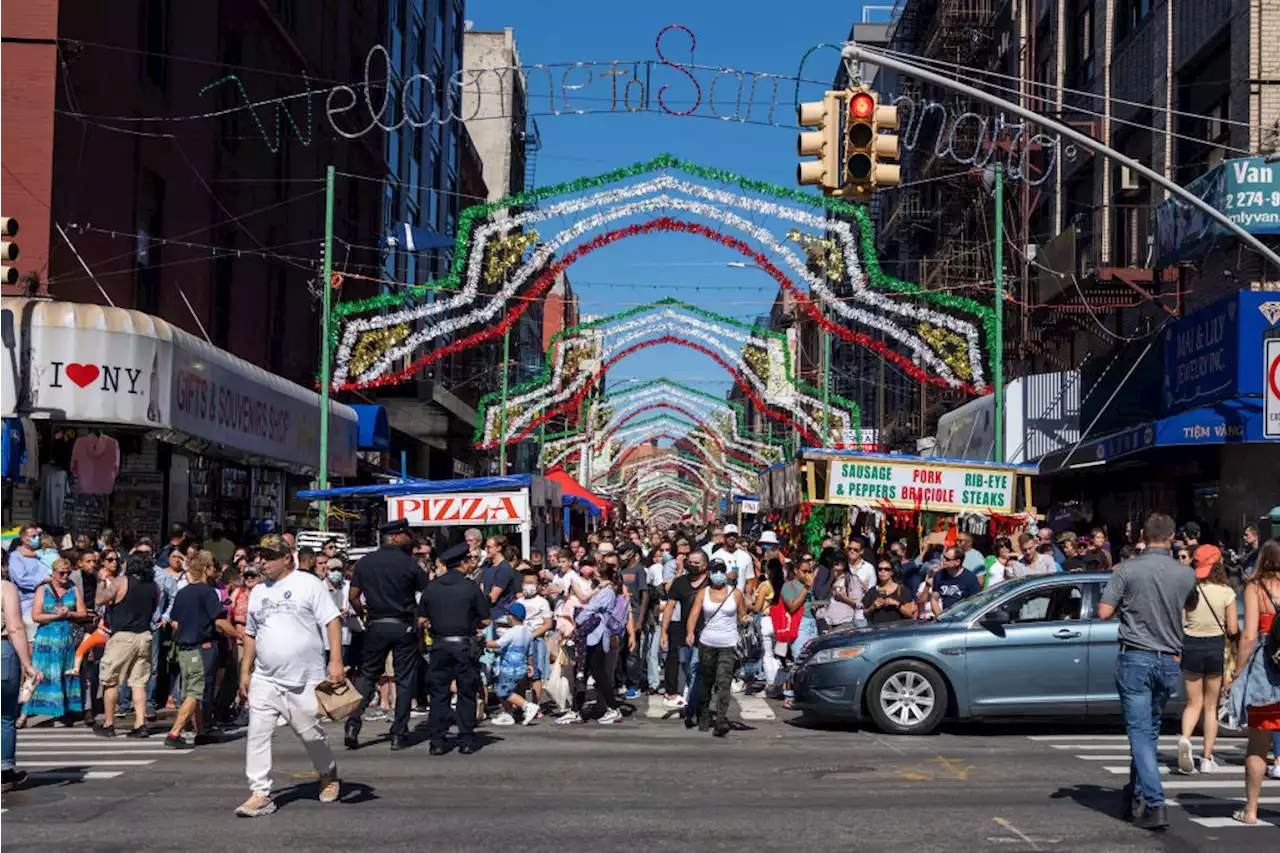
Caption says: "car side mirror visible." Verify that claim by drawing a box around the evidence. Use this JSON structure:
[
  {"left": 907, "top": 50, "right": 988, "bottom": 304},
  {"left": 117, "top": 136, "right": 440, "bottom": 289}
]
[{"left": 980, "top": 608, "right": 1010, "bottom": 629}]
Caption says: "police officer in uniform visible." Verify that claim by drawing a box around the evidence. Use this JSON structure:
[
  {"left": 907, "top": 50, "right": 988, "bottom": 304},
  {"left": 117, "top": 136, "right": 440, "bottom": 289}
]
[
  {"left": 419, "top": 546, "right": 490, "bottom": 755},
  {"left": 344, "top": 519, "right": 430, "bottom": 751}
]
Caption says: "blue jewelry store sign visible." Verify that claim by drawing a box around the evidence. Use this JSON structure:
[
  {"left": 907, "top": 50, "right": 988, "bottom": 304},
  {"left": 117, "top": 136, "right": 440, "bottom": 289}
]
[{"left": 1163, "top": 291, "right": 1279, "bottom": 414}]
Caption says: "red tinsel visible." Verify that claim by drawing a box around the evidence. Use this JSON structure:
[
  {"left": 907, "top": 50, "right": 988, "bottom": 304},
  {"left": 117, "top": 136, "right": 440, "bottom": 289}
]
[{"left": 339, "top": 216, "right": 989, "bottom": 397}]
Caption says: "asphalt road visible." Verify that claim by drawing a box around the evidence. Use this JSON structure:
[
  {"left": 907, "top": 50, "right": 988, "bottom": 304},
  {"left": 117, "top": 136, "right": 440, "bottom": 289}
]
[{"left": 3, "top": 699, "right": 1277, "bottom": 852}]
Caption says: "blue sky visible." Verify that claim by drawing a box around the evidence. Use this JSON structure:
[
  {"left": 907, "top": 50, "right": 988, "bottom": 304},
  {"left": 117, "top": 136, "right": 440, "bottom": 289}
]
[{"left": 470, "top": 0, "right": 874, "bottom": 398}]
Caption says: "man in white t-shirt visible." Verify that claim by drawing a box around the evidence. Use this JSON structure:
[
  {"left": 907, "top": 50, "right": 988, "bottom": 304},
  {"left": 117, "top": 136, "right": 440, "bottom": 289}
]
[
  {"left": 236, "top": 534, "right": 344, "bottom": 818},
  {"left": 848, "top": 539, "right": 876, "bottom": 599},
  {"left": 710, "top": 524, "right": 755, "bottom": 593}
]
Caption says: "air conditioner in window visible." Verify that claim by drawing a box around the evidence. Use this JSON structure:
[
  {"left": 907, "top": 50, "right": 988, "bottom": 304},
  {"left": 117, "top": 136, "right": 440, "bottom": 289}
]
[{"left": 1119, "top": 166, "right": 1140, "bottom": 191}]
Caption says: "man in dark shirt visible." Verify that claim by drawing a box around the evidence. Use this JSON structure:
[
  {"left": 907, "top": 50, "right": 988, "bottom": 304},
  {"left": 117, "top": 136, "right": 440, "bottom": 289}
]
[
  {"left": 479, "top": 535, "right": 519, "bottom": 618},
  {"left": 930, "top": 547, "right": 981, "bottom": 615},
  {"left": 419, "top": 549, "right": 491, "bottom": 755},
  {"left": 345, "top": 519, "right": 431, "bottom": 752},
  {"left": 1059, "top": 534, "right": 1087, "bottom": 573},
  {"left": 617, "top": 545, "right": 649, "bottom": 696},
  {"left": 660, "top": 551, "right": 708, "bottom": 711},
  {"left": 164, "top": 552, "right": 235, "bottom": 749}
]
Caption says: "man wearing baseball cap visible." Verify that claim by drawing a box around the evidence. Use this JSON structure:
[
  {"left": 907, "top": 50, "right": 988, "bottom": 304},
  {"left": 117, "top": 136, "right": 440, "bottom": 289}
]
[
  {"left": 236, "top": 534, "right": 344, "bottom": 818},
  {"left": 710, "top": 524, "right": 755, "bottom": 594}
]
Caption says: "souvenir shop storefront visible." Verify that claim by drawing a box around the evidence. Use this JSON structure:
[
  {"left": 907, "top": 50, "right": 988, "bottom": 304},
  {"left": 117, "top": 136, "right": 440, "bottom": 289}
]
[{"left": 1, "top": 299, "right": 360, "bottom": 544}]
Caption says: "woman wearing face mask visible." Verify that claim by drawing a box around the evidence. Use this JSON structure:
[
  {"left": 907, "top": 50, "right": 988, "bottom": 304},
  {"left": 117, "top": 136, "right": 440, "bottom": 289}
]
[
  {"left": 322, "top": 559, "right": 356, "bottom": 669},
  {"left": 684, "top": 560, "right": 748, "bottom": 736}
]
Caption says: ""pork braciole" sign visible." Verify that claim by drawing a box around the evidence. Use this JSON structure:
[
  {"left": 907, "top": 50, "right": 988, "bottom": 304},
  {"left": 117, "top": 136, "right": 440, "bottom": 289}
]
[{"left": 826, "top": 459, "right": 1014, "bottom": 513}]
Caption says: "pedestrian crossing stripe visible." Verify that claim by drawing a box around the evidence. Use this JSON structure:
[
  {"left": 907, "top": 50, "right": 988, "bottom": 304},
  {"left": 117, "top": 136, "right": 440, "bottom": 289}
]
[
  {"left": 20, "top": 760, "right": 156, "bottom": 767},
  {"left": 1030, "top": 735, "right": 1280, "bottom": 829},
  {"left": 16, "top": 750, "right": 174, "bottom": 756}
]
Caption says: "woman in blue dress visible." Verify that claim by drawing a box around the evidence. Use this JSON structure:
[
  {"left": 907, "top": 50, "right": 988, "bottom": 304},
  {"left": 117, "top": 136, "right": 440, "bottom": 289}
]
[{"left": 26, "top": 559, "right": 86, "bottom": 724}]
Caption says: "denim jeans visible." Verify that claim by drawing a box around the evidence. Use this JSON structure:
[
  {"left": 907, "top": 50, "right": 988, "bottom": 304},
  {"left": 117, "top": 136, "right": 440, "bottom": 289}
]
[
  {"left": 2, "top": 641, "right": 19, "bottom": 772},
  {"left": 643, "top": 627, "right": 661, "bottom": 692},
  {"left": 783, "top": 616, "right": 819, "bottom": 699},
  {"left": 1116, "top": 649, "right": 1181, "bottom": 807},
  {"left": 681, "top": 645, "right": 701, "bottom": 721}
]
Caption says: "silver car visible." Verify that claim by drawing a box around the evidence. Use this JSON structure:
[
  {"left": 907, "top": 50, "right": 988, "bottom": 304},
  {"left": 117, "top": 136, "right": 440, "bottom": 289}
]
[{"left": 791, "top": 572, "right": 1186, "bottom": 735}]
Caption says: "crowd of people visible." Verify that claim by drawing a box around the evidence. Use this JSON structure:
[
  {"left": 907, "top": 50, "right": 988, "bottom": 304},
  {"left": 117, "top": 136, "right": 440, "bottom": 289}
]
[{"left": 1, "top": 512, "right": 1277, "bottom": 825}]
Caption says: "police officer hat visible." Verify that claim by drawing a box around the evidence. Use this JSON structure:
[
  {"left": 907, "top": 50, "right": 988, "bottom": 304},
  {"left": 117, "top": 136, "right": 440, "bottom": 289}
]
[
  {"left": 379, "top": 518, "right": 412, "bottom": 536},
  {"left": 438, "top": 541, "right": 470, "bottom": 569}
]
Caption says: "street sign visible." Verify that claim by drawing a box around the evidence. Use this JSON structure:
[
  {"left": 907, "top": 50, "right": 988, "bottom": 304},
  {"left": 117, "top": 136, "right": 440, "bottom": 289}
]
[
  {"left": 826, "top": 459, "right": 1015, "bottom": 514},
  {"left": 1266, "top": 339, "right": 1280, "bottom": 439}
]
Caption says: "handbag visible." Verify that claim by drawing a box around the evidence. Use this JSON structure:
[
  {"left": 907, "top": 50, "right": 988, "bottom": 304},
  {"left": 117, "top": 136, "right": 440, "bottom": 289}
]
[
  {"left": 314, "top": 678, "right": 363, "bottom": 722},
  {"left": 770, "top": 600, "right": 802, "bottom": 644},
  {"left": 736, "top": 617, "right": 761, "bottom": 660}
]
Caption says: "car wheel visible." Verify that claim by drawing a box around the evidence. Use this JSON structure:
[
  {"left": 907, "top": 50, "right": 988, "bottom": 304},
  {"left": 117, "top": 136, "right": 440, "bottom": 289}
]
[{"left": 866, "top": 661, "right": 947, "bottom": 736}]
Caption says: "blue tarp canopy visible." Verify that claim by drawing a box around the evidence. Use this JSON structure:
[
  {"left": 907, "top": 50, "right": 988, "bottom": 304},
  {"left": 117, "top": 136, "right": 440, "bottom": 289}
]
[
  {"left": 563, "top": 494, "right": 602, "bottom": 516},
  {"left": 350, "top": 405, "right": 390, "bottom": 452},
  {"left": 298, "top": 474, "right": 535, "bottom": 500}
]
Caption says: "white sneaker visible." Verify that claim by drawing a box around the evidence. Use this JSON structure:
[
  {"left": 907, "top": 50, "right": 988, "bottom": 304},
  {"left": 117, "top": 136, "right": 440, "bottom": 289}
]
[
  {"left": 490, "top": 712, "right": 516, "bottom": 726},
  {"left": 555, "top": 710, "right": 583, "bottom": 725},
  {"left": 1199, "top": 756, "right": 1221, "bottom": 774},
  {"left": 730, "top": 679, "right": 745, "bottom": 694},
  {"left": 598, "top": 708, "right": 623, "bottom": 725},
  {"left": 1176, "top": 737, "right": 1195, "bottom": 775},
  {"left": 662, "top": 695, "right": 686, "bottom": 710},
  {"left": 521, "top": 706, "right": 538, "bottom": 726},
  {"left": 1268, "top": 763, "right": 1280, "bottom": 781}
]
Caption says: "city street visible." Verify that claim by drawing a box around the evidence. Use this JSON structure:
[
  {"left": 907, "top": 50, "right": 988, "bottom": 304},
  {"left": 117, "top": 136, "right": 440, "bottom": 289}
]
[{"left": 3, "top": 703, "right": 1277, "bottom": 852}]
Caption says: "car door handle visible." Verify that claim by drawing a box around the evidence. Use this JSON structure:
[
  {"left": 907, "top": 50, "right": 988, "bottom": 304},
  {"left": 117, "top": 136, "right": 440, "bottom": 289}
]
[{"left": 1053, "top": 629, "right": 1082, "bottom": 639}]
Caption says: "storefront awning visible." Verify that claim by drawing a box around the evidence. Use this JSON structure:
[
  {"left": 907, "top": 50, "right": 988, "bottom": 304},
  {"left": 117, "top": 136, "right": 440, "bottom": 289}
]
[
  {"left": 1041, "top": 396, "right": 1267, "bottom": 471},
  {"left": 350, "top": 405, "right": 390, "bottom": 451},
  {"left": 297, "top": 474, "right": 536, "bottom": 499},
  {"left": 0, "top": 299, "right": 359, "bottom": 476},
  {"left": 544, "top": 465, "right": 612, "bottom": 515}
]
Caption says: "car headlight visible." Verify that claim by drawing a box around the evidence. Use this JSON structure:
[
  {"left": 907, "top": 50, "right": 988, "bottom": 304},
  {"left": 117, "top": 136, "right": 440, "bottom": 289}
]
[{"left": 808, "top": 646, "right": 868, "bottom": 665}]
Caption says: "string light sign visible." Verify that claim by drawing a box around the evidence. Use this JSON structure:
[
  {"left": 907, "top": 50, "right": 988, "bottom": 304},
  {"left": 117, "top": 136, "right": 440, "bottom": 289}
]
[{"left": 200, "top": 24, "right": 1061, "bottom": 182}]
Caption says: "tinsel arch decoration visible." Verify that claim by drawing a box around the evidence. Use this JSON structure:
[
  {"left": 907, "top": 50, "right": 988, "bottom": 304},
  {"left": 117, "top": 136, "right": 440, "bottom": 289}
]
[
  {"left": 329, "top": 155, "right": 994, "bottom": 396},
  {"left": 475, "top": 299, "right": 860, "bottom": 450}
]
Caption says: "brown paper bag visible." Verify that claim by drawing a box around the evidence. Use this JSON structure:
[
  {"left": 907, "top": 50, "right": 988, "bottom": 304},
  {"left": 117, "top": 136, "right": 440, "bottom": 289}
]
[{"left": 314, "top": 679, "right": 363, "bottom": 721}]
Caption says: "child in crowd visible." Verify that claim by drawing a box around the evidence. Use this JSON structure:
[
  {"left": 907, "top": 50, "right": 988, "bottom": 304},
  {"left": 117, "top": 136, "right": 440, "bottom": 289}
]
[
  {"left": 66, "top": 551, "right": 122, "bottom": 676},
  {"left": 486, "top": 601, "right": 536, "bottom": 726},
  {"left": 517, "top": 568, "right": 554, "bottom": 710}
]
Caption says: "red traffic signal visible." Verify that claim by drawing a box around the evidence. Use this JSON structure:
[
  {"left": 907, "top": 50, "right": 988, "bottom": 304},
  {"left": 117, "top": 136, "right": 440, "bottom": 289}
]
[{"left": 849, "top": 93, "right": 875, "bottom": 120}]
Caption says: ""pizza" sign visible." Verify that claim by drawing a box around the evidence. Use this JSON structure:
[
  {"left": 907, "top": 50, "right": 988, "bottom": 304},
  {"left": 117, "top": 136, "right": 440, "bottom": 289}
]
[{"left": 386, "top": 491, "right": 529, "bottom": 526}]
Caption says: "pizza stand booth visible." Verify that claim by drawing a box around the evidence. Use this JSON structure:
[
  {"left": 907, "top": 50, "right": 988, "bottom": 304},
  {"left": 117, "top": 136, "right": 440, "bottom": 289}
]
[
  {"left": 296, "top": 473, "right": 562, "bottom": 558},
  {"left": 757, "top": 448, "right": 1040, "bottom": 551}
]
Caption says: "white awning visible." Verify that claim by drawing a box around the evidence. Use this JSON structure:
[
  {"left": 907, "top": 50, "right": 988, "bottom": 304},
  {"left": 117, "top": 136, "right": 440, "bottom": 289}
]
[{"left": 1, "top": 299, "right": 358, "bottom": 475}]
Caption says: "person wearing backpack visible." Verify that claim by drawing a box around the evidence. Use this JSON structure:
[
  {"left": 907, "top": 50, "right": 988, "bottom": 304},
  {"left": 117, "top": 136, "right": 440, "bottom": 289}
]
[{"left": 1227, "top": 539, "right": 1280, "bottom": 825}]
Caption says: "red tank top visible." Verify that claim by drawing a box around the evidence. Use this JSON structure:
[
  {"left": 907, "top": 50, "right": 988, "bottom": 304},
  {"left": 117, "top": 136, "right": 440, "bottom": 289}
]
[{"left": 1259, "top": 582, "right": 1278, "bottom": 634}]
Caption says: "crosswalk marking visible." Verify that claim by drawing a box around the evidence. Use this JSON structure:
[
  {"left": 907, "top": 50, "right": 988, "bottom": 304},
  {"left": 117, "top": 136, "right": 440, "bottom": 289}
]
[
  {"left": 20, "top": 760, "right": 156, "bottom": 767},
  {"left": 1032, "top": 734, "right": 1279, "bottom": 829},
  {"left": 17, "top": 750, "right": 174, "bottom": 756},
  {"left": 733, "top": 694, "right": 776, "bottom": 721},
  {"left": 26, "top": 771, "right": 124, "bottom": 781}
]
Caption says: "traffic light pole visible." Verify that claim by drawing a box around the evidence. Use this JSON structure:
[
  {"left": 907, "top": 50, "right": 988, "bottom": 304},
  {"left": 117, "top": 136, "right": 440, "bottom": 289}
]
[
  {"left": 318, "top": 164, "right": 335, "bottom": 530},
  {"left": 839, "top": 42, "right": 1280, "bottom": 272},
  {"left": 993, "top": 161, "right": 1004, "bottom": 464}
]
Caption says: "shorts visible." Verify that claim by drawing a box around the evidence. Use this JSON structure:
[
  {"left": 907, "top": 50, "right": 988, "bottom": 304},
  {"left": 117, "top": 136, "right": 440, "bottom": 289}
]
[
  {"left": 21, "top": 611, "right": 37, "bottom": 645},
  {"left": 1180, "top": 635, "right": 1225, "bottom": 676},
  {"left": 530, "top": 636, "right": 549, "bottom": 682},
  {"left": 496, "top": 663, "right": 526, "bottom": 700},
  {"left": 176, "top": 644, "right": 217, "bottom": 703},
  {"left": 98, "top": 630, "right": 153, "bottom": 689}
]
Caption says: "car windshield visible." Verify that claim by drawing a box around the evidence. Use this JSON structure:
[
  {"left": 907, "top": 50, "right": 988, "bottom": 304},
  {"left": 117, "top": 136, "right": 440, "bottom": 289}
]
[{"left": 934, "top": 582, "right": 1017, "bottom": 623}]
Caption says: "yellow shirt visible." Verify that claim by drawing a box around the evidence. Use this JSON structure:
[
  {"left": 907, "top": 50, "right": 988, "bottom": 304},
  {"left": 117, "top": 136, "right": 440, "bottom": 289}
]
[{"left": 1184, "top": 582, "right": 1234, "bottom": 638}]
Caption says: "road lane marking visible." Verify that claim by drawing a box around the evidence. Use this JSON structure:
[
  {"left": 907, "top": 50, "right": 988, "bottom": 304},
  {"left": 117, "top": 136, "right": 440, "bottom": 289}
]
[
  {"left": 733, "top": 694, "right": 776, "bottom": 721},
  {"left": 1187, "top": 816, "right": 1278, "bottom": 828},
  {"left": 17, "top": 750, "right": 174, "bottom": 756},
  {"left": 20, "top": 760, "right": 156, "bottom": 767},
  {"left": 27, "top": 771, "right": 124, "bottom": 781}
]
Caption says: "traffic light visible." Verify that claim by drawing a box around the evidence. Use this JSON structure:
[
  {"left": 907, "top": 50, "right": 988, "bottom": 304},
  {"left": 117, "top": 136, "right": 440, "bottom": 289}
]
[
  {"left": 841, "top": 90, "right": 901, "bottom": 199},
  {"left": 796, "top": 91, "right": 845, "bottom": 193},
  {"left": 0, "top": 217, "right": 18, "bottom": 286}
]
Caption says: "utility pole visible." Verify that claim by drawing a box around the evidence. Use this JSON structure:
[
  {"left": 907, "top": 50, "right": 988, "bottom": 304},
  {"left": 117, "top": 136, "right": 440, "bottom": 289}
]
[
  {"left": 318, "top": 165, "right": 335, "bottom": 529},
  {"left": 821, "top": 323, "right": 831, "bottom": 446},
  {"left": 498, "top": 328, "right": 510, "bottom": 475},
  {"left": 994, "top": 161, "right": 1005, "bottom": 464}
]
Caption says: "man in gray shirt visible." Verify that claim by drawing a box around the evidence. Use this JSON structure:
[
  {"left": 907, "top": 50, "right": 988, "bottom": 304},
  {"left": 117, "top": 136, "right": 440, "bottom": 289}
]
[{"left": 1098, "top": 512, "right": 1197, "bottom": 830}]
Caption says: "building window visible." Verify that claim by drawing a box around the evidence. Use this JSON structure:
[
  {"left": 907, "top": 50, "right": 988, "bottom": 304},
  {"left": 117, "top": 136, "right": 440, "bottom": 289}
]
[
  {"left": 435, "top": 0, "right": 446, "bottom": 60},
  {"left": 212, "top": 233, "right": 235, "bottom": 348},
  {"left": 1073, "top": 3, "right": 1094, "bottom": 84},
  {"left": 143, "top": 0, "right": 169, "bottom": 86},
  {"left": 412, "top": 18, "right": 426, "bottom": 71},
  {"left": 1115, "top": 0, "right": 1152, "bottom": 43}
]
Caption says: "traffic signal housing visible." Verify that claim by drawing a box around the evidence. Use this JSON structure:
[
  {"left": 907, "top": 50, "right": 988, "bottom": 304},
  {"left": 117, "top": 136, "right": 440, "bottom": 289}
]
[
  {"left": 841, "top": 90, "right": 901, "bottom": 199},
  {"left": 796, "top": 91, "right": 845, "bottom": 193},
  {"left": 0, "top": 217, "right": 18, "bottom": 286}
]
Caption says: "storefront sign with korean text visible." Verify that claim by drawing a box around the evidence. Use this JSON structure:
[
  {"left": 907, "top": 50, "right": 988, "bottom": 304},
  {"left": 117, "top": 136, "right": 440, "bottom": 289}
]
[{"left": 826, "top": 459, "right": 1015, "bottom": 513}]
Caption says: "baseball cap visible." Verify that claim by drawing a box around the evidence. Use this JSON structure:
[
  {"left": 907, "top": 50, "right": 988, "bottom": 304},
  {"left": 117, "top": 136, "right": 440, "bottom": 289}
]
[
  {"left": 257, "top": 533, "right": 291, "bottom": 557},
  {"left": 507, "top": 601, "right": 527, "bottom": 621},
  {"left": 1193, "top": 544, "right": 1221, "bottom": 579},
  {"left": 723, "top": 524, "right": 740, "bottom": 536},
  {"left": 758, "top": 530, "right": 779, "bottom": 546}
]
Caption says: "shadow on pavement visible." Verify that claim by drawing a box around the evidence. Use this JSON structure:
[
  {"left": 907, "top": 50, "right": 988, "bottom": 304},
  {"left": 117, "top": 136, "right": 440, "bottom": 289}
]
[
  {"left": 1050, "top": 783, "right": 1125, "bottom": 823},
  {"left": 274, "top": 780, "right": 379, "bottom": 810}
]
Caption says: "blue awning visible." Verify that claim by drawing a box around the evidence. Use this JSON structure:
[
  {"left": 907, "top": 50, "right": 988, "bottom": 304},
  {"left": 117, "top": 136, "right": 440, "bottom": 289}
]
[
  {"left": 1042, "top": 396, "right": 1269, "bottom": 470},
  {"left": 562, "top": 494, "right": 602, "bottom": 516},
  {"left": 350, "top": 405, "right": 390, "bottom": 451},
  {"left": 298, "top": 474, "right": 535, "bottom": 499}
]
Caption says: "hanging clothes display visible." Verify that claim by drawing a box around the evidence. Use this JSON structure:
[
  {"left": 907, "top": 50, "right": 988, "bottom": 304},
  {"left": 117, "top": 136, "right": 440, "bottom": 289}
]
[
  {"left": 37, "top": 464, "right": 69, "bottom": 528},
  {"left": 70, "top": 433, "right": 121, "bottom": 495}
]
